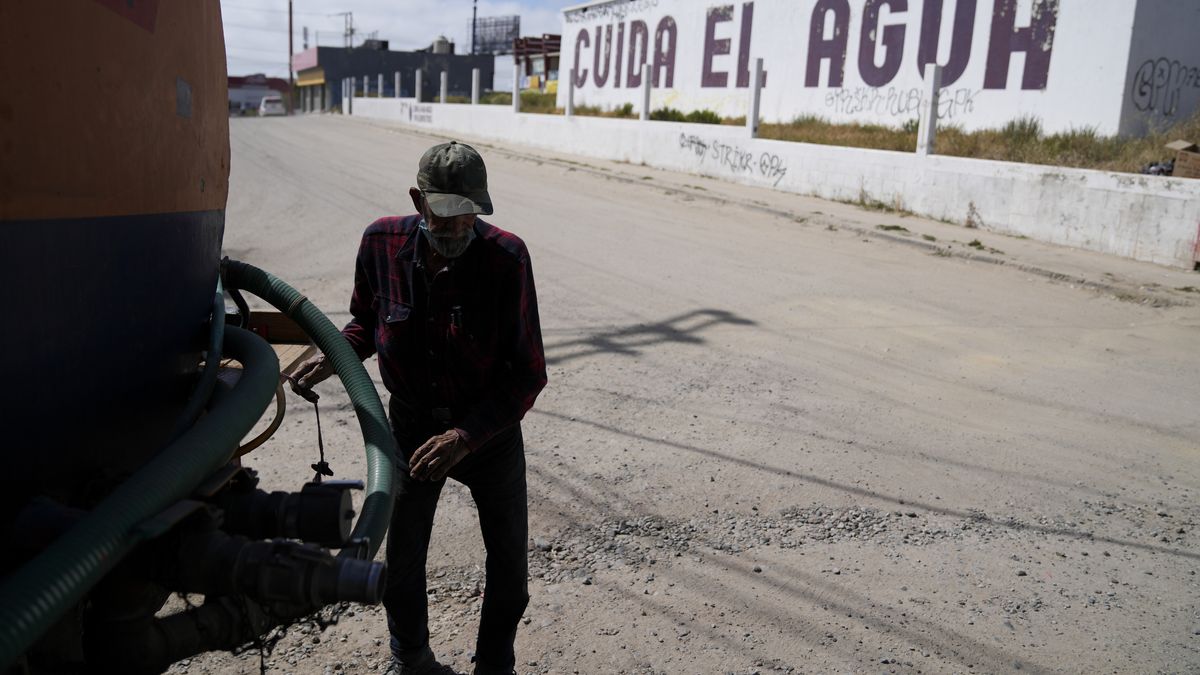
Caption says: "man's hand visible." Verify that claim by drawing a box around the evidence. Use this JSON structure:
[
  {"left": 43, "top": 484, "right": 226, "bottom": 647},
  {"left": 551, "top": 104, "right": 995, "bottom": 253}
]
[
  {"left": 288, "top": 354, "right": 334, "bottom": 398},
  {"left": 409, "top": 430, "right": 471, "bottom": 482}
]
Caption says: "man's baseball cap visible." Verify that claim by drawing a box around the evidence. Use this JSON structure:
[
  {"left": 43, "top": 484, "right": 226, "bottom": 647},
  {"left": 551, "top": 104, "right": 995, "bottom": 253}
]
[{"left": 417, "top": 141, "right": 494, "bottom": 217}]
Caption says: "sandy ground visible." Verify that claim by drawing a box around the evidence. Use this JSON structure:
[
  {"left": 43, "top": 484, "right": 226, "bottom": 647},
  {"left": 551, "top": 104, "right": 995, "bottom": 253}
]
[{"left": 178, "top": 114, "right": 1199, "bottom": 675}]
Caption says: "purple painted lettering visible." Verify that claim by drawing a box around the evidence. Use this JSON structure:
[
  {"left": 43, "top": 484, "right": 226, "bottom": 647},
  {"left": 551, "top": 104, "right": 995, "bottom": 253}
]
[
  {"left": 654, "top": 16, "right": 678, "bottom": 88},
  {"left": 806, "top": 0, "right": 851, "bottom": 87},
  {"left": 593, "top": 25, "right": 613, "bottom": 87},
  {"left": 573, "top": 30, "right": 590, "bottom": 87},
  {"left": 614, "top": 22, "right": 625, "bottom": 88},
  {"left": 917, "top": 0, "right": 977, "bottom": 86},
  {"left": 736, "top": 2, "right": 758, "bottom": 88},
  {"left": 627, "top": 20, "right": 649, "bottom": 88},
  {"left": 984, "top": 0, "right": 1058, "bottom": 90},
  {"left": 702, "top": 5, "right": 734, "bottom": 88},
  {"left": 859, "top": 0, "right": 908, "bottom": 87}
]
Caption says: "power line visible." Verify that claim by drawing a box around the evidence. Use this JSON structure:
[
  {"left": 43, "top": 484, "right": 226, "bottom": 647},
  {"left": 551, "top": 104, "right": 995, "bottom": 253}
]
[
  {"left": 226, "top": 52, "right": 287, "bottom": 62},
  {"left": 221, "top": 2, "right": 326, "bottom": 17},
  {"left": 223, "top": 20, "right": 338, "bottom": 34},
  {"left": 223, "top": 22, "right": 293, "bottom": 34},
  {"left": 227, "top": 45, "right": 289, "bottom": 55}
]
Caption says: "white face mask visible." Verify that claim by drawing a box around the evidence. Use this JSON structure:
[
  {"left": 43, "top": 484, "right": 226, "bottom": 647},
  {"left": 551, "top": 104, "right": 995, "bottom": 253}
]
[{"left": 419, "top": 218, "right": 475, "bottom": 259}]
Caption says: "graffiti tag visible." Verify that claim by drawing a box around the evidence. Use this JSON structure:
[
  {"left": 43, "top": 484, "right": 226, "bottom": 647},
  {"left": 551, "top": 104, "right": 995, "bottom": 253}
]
[
  {"left": 678, "top": 133, "right": 788, "bottom": 187},
  {"left": 824, "top": 87, "right": 980, "bottom": 120},
  {"left": 564, "top": 0, "right": 659, "bottom": 24},
  {"left": 1132, "top": 58, "right": 1200, "bottom": 118}
]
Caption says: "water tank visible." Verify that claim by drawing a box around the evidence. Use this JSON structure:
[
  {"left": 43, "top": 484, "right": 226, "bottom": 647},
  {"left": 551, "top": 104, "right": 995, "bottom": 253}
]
[
  {"left": 0, "top": 0, "right": 229, "bottom": 507},
  {"left": 431, "top": 35, "right": 454, "bottom": 54}
]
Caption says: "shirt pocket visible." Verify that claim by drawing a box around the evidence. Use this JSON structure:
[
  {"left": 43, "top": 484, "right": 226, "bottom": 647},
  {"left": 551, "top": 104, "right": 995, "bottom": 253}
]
[
  {"left": 382, "top": 302, "right": 411, "bottom": 324},
  {"left": 375, "top": 296, "right": 415, "bottom": 356}
]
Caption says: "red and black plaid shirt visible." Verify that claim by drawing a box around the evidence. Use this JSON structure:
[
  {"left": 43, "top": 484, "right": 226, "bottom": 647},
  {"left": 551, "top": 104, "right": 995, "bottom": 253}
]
[{"left": 341, "top": 215, "right": 547, "bottom": 451}]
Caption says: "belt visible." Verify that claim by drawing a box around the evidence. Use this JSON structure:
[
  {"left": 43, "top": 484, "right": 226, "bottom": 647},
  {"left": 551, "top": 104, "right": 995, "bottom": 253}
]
[{"left": 389, "top": 397, "right": 455, "bottom": 427}]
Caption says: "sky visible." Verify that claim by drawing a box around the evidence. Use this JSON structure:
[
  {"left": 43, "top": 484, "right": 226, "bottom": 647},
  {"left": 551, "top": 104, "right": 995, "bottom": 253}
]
[{"left": 222, "top": 0, "right": 569, "bottom": 78}]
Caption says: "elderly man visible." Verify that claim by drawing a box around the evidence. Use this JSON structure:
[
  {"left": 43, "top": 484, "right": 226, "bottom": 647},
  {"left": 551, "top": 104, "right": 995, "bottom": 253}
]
[{"left": 292, "top": 141, "right": 547, "bottom": 675}]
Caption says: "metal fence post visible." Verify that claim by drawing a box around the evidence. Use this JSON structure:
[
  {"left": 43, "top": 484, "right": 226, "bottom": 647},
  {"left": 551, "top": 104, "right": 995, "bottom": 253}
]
[
  {"left": 395, "top": 71, "right": 401, "bottom": 98},
  {"left": 640, "top": 60, "right": 651, "bottom": 121},
  {"left": 566, "top": 74, "right": 575, "bottom": 117},
  {"left": 512, "top": 63, "right": 521, "bottom": 113},
  {"left": 471, "top": 68, "right": 480, "bottom": 105},
  {"left": 440, "top": 71, "right": 448, "bottom": 103},
  {"left": 364, "top": 75, "right": 370, "bottom": 97},
  {"left": 415, "top": 68, "right": 423, "bottom": 102},
  {"left": 748, "top": 58, "right": 764, "bottom": 138},
  {"left": 348, "top": 77, "right": 353, "bottom": 115},
  {"left": 377, "top": 73, "right": 383, "bottom": 98},
  {"left": 917, "top": 64, "right": 943, "bottom": 156}
]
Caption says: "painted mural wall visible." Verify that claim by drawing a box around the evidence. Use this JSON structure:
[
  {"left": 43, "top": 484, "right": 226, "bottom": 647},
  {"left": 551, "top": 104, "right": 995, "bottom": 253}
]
[
  {"left": 1122, "top": 0, "right": 1200, "bottom": 136},
  {"left": 557, "top": 0, "right": 1200, "bottom": 135}
]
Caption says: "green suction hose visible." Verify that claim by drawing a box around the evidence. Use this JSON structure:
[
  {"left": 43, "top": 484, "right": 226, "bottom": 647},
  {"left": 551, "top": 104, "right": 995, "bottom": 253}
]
[
  {"left": 0, "top": 326, "right": 279, "bottom": 670},
  {"left": 220, "top": 258, "right": 396, "bottom": 561}
]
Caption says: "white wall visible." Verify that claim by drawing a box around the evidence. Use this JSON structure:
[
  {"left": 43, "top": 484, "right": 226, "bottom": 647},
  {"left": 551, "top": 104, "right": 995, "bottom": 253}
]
[
  {"left": 493, "top": 54, "right": 515, "bottom": 92},
  {"left": 1121, "top": 0, "right": 1200, "bottom": 136},
  {"left": 557, "top": 0, "right": 1143, "bottom": 134},
  {"left": 350, "top": 97, "right": 1200, "bottom": 269}
]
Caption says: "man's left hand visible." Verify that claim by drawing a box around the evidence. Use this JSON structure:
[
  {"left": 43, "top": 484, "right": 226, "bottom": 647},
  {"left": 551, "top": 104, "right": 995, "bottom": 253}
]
[{"left": 409, "top": 429, "right": 471, "bottom": 481}]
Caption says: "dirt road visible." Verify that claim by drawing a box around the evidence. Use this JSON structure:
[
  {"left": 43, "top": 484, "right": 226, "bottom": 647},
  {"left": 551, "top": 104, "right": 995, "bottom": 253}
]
[{"left": 186, "top": 114, "right": 1199, "bottom": 674}]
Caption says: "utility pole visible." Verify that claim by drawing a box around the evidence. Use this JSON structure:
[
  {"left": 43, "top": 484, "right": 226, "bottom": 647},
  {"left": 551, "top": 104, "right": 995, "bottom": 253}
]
[
  {"left": 471, "top": 0, "right": 477, "bottom": 55},
  {"left": 334, "top": 12, "right": 354, "bottom": 49},
  {"left": 287, "top": 0, "right": 294, "bottom": 115},
  {"left": 303, "top": 26, "right": 308, "bottom": 50}
]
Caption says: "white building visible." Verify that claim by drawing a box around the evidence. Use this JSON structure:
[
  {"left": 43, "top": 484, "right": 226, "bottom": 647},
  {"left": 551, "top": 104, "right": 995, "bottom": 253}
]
[{"left": 557, "top": 0, "right": 1200, "bottom": 135}]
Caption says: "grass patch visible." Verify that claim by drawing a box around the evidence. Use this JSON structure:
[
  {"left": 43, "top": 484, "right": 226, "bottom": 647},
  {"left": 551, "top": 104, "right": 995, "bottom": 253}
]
[
  {"left": 1177, "top": 286, "right": 1199, "bottom": 293},
  {"left": 876, "top": 224, "right": 910, "bottom": 233},
  {"left": 967, "top": 239, "right": 984, "bottom": 249},
  {"left": 922, "top": 234, "right": 937, "bottom": 241},
  {"left": 479, "top": 91, "right": 560, "bottom": 113},
  {"left": 754, "top": 110, "right": 1200, "bottom": 174},
  {"left": 650, "top": 107, "right": 686, "bottom": 122},
  {"left": 846, "top": 189, "right": 912, "bottom": 215}
]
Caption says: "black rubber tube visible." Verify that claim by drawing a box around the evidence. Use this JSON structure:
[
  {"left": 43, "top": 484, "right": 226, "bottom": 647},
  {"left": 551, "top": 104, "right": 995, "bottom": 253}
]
[
  {"left": 227, "top": 285, "right": 251, "bottom": 329},
  {"left": 168, "top": 279, "right": 226, "bottom": 442},
  {"left": 220, "top": 258, "right": 395, "bottom": 561},
  {"left": 0, "top": 327, "right": 279, "bottom": 670}
]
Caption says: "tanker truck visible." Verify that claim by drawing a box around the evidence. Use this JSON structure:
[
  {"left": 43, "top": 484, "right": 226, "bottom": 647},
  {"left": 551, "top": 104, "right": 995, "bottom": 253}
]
[{"left": 0, "top": 2, "right": 396, "bottom": 671}]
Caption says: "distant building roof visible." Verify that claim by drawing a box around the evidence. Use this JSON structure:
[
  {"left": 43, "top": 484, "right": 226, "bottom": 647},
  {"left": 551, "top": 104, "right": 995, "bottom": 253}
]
[
  {"left": 228, "top": 74, "right": 290, "bottom": 92},
  {"left": 514, "top": 34, "right": 561, "bottom": 58}
]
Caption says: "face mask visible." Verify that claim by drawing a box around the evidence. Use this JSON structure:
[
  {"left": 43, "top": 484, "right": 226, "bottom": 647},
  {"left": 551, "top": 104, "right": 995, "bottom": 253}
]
[{"left": 419, "top": 218, "right": 475, "bottom": 259}]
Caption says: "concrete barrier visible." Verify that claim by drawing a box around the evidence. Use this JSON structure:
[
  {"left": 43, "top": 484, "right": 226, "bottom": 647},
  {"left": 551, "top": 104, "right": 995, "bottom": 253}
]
[{"left": 350, "top": 97, "right": 1200, "bottom": 270}]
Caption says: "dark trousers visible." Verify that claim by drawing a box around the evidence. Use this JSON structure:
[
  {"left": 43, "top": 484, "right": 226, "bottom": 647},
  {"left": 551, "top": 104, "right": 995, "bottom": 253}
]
[{"left": 383, "top": 415, "right": 529, "bottom": 674}]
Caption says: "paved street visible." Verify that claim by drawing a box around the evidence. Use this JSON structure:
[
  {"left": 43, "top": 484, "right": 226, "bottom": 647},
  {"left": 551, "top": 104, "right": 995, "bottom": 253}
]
[{"left": 196, "top": 114, "right": 1200, "bottom": 674}]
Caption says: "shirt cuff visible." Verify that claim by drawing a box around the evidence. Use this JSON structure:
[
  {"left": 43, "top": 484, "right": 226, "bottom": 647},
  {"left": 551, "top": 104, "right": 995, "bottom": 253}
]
[{"left": 453, "top": 426, "right": 483, "bottom": 453}]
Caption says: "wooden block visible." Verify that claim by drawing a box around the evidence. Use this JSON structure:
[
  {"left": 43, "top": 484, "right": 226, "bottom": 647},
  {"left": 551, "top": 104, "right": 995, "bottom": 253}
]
[
  {"left": 242, "top": 310, "right": 312, "bottom": 344},
  {"left": 1174, "top": 150, "right": 1200, "bottom": 180},
  {"left": 277, "top": 344, "right": 319, "bottom": 376}
]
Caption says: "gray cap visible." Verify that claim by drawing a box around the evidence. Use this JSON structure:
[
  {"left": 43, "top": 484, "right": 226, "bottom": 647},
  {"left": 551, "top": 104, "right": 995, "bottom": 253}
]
[{"left": 417, "top": 141, "right": 493, "bottom": 217}]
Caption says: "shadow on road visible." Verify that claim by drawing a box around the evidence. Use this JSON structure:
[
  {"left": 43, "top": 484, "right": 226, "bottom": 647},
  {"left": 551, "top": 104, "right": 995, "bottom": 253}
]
[{"left": 543, "top": 309, "right": 757, "bottom": 366}]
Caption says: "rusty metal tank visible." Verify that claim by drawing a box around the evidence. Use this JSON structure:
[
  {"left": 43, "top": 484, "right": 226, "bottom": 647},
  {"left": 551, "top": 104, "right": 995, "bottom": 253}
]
[{"left": 0, "top": 0, "right": 230, "bottom": 502}]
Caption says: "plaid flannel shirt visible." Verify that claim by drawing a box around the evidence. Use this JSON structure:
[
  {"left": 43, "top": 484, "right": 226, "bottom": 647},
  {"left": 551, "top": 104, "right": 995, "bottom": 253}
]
[{"left": 341, "top": 215, "right": 547, "bottom": 451}]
